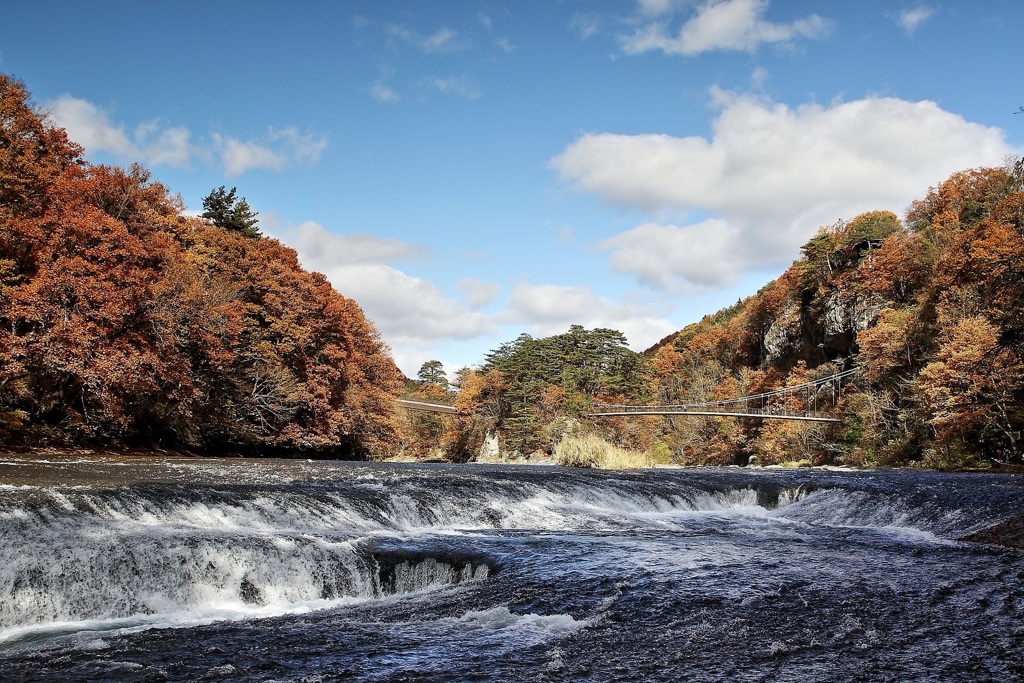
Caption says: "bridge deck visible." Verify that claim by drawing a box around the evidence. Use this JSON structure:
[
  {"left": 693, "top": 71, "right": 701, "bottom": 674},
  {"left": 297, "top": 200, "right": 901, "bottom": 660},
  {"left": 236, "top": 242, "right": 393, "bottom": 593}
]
[
  {"left": 588, "top": 409, "right": 839, "bottom": 422},
  {"left": 395, "top": 399, "right": 460, "bottom": 415}
]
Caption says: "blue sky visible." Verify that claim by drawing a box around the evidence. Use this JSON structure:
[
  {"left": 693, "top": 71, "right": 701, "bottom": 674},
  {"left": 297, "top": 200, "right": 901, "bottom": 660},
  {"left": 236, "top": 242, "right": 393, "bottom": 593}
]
[{"left": 2, "top": 1, "right": 1022, "bottom": 377}]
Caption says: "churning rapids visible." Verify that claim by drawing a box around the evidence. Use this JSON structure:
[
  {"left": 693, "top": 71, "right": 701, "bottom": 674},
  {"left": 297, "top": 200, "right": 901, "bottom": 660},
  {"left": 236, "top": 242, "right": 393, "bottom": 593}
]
[{"left": 0, "top": 455, "right": 1022, "bottom": 682}]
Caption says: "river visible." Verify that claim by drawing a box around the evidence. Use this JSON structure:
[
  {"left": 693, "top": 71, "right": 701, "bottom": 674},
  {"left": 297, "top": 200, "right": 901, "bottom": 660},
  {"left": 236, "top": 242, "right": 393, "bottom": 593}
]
[{"left": 0, "top": 453, "right": 1021, "bottom": 682}]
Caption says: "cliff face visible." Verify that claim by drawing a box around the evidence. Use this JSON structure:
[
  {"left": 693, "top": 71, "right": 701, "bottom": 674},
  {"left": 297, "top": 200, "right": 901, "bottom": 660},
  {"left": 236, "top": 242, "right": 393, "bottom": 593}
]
[{"left": 759, "top": 284, "right": 885, "bottom": 368}]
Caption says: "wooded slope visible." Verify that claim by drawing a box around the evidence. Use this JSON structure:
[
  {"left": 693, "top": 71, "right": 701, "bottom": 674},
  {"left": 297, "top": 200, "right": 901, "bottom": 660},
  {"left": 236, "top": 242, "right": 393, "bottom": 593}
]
[
  {"left": 0, "top": 74, "right": 404, "bottom": 457},
  {"left": 643, "top": 163, "right": 1024, "bottom": 467},
  {"left": 444, "top": 164, "right": 1024, "bottom": 468}
]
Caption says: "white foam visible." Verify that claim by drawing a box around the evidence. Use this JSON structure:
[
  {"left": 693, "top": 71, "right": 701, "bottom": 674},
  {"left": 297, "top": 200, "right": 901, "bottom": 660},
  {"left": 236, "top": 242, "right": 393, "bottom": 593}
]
[
  {"left": 454, "top": 606, "right": 586, "bottom": 642},
  {"left": 0, "top": 595, "right": 369, "bottom": 648}
]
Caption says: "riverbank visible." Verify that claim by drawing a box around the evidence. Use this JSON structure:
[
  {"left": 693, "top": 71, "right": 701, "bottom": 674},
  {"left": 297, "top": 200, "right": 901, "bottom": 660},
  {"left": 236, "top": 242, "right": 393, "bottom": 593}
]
[{"left": 4, "top": 446, "right": 1023, "bottom": 472}]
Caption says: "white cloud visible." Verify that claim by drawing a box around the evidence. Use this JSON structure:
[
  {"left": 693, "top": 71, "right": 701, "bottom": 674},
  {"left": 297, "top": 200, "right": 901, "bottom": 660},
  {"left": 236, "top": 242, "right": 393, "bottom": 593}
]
[
  {"left": 280, "top": 221, "right": 495, "bottom": 354},
  {"left": 47, "top": 95, "right": 197, "bottom": 168},
  {"left": 324, "top": 264, "right": 497, "bottom": 344},
  {"left": 478, "top": 12, "right": 515, "bottom": 53},
  {"left": 570, "top": 14, "right": 604, "bottom": 40},
  {"left": 269, "top": 127, "right": 328, "bottom": 166},
  {"left": 635, "top": 0, "right": 691, "bottom": 17},
  {"left": 285, "top": 221, "right": 424, "bottom": 269},
  {"left": 457, "top": 277, "right": 502, "bottom": 308},
  {"left": 46, "top": 94, "right": 326, "bottom": 177},
  {"left": 278, "top": 224, "right": 678, "bottom": 367},
  {"left": 217, "top": 127, "right": 328, "bottom": 177},
  {"left": 893, "top": 5, "right": 936, "bottom": 36},
  {"left": 621, "top": 0, "right": 831, "bottom": 56},
  {"left": 48, "top": 95, "right": 134, "bottom": 156},
  {"left": 599, "top": 220, "right": 744, "bottom": 292},
  {"left": 217, "top": 136, "right": 286, "bottom": 176},
  {"left": 425, "top": 28, "right": 460, "bottom": 53},
  {"left": 503, "top": 283, "right": 675, "bottom": 350},
  {"left": 551, "top": 92, "right": 1013, "bottom": 293},
  {"left": 428, "top": 76, "right": 483, "bottom": 100},
  {"left": 750, "top": 65, "right": 770, "bottom": 89},
  {"left": 388, "top": 24, "right": 468, "bottom": 54}
]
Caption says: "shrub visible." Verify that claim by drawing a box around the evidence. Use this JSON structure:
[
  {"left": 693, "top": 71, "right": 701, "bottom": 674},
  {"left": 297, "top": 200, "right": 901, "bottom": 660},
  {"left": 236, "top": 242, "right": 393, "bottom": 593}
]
[
  {"left": 554, "top": 433, "right": 655, "bottom": 469},
  {"left": 921, "top": 440, "right": 987, "bottom": 471}
]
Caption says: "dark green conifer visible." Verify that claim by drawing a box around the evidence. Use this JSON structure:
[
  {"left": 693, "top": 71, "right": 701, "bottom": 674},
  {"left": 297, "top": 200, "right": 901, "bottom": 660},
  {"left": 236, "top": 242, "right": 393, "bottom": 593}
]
[{"left": 201, "top": 185, "right": 261, "bottom": 238}]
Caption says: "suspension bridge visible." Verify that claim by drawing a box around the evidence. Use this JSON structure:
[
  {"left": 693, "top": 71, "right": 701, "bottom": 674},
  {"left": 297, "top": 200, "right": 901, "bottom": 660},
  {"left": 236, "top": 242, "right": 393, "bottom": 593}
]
[
  {"left": 397, "top": 367, "right": 858, "bottom": 423},
  {"left": 395, "top": 398, "right": 461, "bottom": 415},
  {"left": 588, "top": 367, "right": 858, "bottom": 423}
]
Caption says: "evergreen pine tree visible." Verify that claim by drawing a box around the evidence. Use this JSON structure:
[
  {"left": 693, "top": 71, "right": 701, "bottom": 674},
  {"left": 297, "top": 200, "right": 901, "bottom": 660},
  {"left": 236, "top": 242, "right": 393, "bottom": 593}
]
[{"left": 201, "top": 185, "right": 261, "bottom": 238}]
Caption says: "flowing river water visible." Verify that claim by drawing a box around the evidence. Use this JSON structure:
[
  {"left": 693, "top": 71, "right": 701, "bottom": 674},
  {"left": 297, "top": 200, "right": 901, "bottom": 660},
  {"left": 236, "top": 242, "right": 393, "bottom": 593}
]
[{"left": 0, "top": 453, "right": 1021, "bottom": 682}]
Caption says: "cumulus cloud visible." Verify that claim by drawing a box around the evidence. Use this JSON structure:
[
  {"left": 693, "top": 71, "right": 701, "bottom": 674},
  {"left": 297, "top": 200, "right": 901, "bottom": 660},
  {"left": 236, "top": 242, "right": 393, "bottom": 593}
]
[
  {"left": 46, "top": 95, "right": 326, "bottom": 177},
  {"left": 216, "top": 136, "right": 285, "bottom": 176},
  {"left": 281, "top": 222, "right": 679, "bottom": 366},
  {"left": 551, "top": 92, "right": 1013, "bottom": 293},
  {"left": 503, "top": 283, "right": 675, "bottom": 350},
  {"left": 599, "top": 220, "right": 745, "bottom": 291},
  {"left": 281, "top": 221, "right": 495, "bottom": 350},
  {"left": 284, "top": 222, "right": 424, "bottom": 269},
  {"left": 457, "top": 277, "right": 502, "bottom": 308},
  {"left": 621, "top": 0, "right": 831, "bottom": 56},
  {"left": 47, "top": 95, "right": 197, "bottom": 168},
  {"left": 324, "top": 264, "right": 497, "bottom": 344},
  {"left": 215, "top": 127, "right": 328, "bottom": 177},
  {"left": 893, "top": 5, "right": 936, "bottom": 36}
]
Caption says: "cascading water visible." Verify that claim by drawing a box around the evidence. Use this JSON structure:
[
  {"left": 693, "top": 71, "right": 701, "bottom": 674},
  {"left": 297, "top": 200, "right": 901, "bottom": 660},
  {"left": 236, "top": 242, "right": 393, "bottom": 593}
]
[{"left": 0, "top": 455, "right": 1021, "bottom": 682}]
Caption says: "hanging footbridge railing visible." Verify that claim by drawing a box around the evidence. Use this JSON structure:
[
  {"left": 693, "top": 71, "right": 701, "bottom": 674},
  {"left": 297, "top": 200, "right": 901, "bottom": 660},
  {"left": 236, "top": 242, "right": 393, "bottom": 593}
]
[
  {"left": 395, "top": 399, "right": 461, "bottom": 415},
  {"left": 589, "top": 367, "right": 859, "bottom": 423}
]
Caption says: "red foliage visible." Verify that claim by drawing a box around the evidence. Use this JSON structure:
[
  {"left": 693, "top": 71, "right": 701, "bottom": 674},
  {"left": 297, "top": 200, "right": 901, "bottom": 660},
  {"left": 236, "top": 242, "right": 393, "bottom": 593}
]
[{"left": 0, "top": 73, "right": 403, "bottom": 456}]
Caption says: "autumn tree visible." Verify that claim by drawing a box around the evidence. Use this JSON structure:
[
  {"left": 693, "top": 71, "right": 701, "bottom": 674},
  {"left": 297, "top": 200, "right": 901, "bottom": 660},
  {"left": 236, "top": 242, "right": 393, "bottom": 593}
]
[
  {"left": 0, "top": 75, "right": 82, "bottom": 218},
  {"left": 919, "top": 316, "right": 1024, "bottom": 450},
  {"left": 0, "top": 73, "right": 405, "bottom": 456},
  {"left": 905, "top": 166, "right": 1017, "bottom": 246}
]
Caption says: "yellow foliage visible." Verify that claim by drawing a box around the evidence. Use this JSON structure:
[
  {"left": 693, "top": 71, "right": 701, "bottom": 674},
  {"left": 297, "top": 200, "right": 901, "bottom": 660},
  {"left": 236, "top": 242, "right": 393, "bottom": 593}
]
[{"left": 554, "top": 433, "right": 654, "bottom": 469}]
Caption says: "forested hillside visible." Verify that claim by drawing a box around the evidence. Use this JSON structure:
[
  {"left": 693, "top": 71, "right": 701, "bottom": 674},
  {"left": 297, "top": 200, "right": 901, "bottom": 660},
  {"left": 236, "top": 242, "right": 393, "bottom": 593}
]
[
  {"left": 441, "top": 163, "right": 1024, "bottom": 469},
  {"left": 4, "top": 70, "right": 1022, "bottom": 467},
  {"left": 0, "top": 74, "right": 404, "bottom": 456}
]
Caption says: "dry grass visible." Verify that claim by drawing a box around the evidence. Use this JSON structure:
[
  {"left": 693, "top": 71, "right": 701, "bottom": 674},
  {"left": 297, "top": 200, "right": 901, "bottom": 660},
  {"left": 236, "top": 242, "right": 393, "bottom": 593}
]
[{"left": 554, "top": 434, "right": 655, "bottom": 470}]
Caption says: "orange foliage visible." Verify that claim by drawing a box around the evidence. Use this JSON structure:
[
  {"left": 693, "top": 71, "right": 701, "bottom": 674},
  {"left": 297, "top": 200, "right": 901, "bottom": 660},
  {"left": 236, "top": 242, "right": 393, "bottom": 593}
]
[
  {"left": 454, "top": 369, "right": 507, "bottom": 417},
  {"left": 919, "top": 317, "right": 1024, "bottom": 446},
  {"left": 0, "top": 73, "right": 403, "bottom": 456},
  {"left": 859, "top": 231, "right": 933, "bottom": 304},
  {"left": 650, "top": 344, "right": 682, "bottom": 378},
  {"left": 906, "top": 167, "right": 1014, "bottom": 244},
  {"left": 856, "top": 308, "right": 927, "bottom": 383},
  {"left": 536, "top": 384, "right": 568, "bottom": 422}
]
